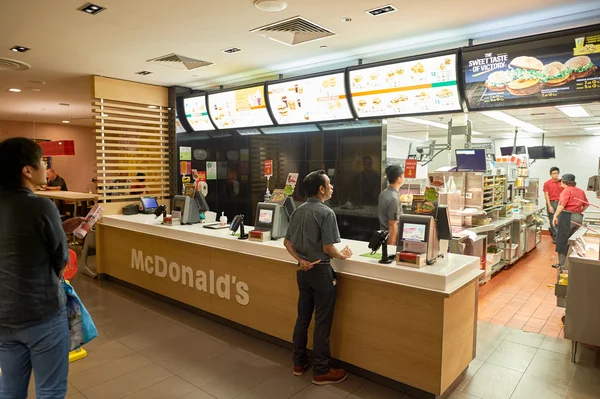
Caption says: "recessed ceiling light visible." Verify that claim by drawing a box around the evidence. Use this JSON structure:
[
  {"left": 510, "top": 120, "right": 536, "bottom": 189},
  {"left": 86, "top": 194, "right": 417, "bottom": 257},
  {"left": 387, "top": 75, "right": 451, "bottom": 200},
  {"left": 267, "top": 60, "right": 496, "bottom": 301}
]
[
  {"left": 147, "top": 105, "right": 158, "bottom": 109},
  {"left": 320, "top": 45, "right": 328, "bottom": 49},
  {"left": 10, "top": 46, "right": 30, "bottom": 53},
  {"left": 62, "top": 120, "right": 70, "bottom": 124},
  {"left": 366, "top": 4, "right": 398, "bottom": 17},
  {"left": 222, "top": 47, "right": 242, "bottom": 54},
  {"left": 584, "top": 126, "right": 600, "bottom": 131},
  {"left": 28, "top": 80, "right": 45, "bottom": 85},
  {"left": 480, "top": 111, "right": 545, "bottom": 133},
  {"left": 59, "top": 103, "right": 70, "bottom": 106},
  {"left": 253, "top": 0, "right": 287, "bottom": 12},
  {"left": 136, "top": 70, "right": 152, "bottom": 76},
  {"left": 78, "top": 2, "right": 106, "bottom": 15},
  {"left": 556, "top": 105, "right": 591, "bottom": 118},
  {"left": 8, "top": 88, "right": 21, "bottom": 92},
  {"left": 341, "top": 17, "right": 352, "bottom": 22}
]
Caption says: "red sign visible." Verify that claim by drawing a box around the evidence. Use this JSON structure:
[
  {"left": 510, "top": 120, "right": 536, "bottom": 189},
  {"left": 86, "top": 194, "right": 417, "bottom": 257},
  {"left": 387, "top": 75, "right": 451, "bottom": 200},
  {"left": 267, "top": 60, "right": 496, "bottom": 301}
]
[
  {"left": 264, "top": 160, "right": 273, "bottom": 177},
  {"left": 40, "top": 140, "right": 75, "bottom": 156},
  {"left": 180, "top": 161, "right": 191, "bottom": 175},
  {"left": 404, "top": 159, "right": 418, "bottom": 179},
  {"left": 198, "top": 171, "right": 207, "bottom": 182}
]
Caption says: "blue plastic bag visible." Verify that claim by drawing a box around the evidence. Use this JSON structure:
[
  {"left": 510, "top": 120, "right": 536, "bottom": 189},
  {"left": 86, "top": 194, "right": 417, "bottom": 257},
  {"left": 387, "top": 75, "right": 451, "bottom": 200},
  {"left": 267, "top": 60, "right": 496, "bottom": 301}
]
[{"left": 62, "top": 281, "right": 98, "bottom": 351}]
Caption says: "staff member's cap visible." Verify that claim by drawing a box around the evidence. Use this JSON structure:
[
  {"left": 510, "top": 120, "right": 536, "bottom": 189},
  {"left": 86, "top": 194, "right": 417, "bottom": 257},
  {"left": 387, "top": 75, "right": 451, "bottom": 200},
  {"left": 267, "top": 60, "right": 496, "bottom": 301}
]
[{"left": 562, "top": 174, "right": 576, "bottom": 183}]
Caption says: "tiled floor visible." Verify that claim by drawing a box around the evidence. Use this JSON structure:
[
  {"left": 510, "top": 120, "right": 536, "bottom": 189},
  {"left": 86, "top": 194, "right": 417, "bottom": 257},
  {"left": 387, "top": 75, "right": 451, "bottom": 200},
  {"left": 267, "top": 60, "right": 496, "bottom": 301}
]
[
  {"left": 24, "top": 271, "right": 600, "bottom": 399},
  {"left": 478, "top": 236, "right": 567, "bottom": 337}
]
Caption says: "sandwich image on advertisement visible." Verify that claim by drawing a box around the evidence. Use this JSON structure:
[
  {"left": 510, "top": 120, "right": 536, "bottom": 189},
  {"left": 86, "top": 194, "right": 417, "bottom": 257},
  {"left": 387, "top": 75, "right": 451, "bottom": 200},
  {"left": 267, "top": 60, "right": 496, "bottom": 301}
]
[
  {"left": 506, "top": 56, "right": 544, "bottom": 96},
  {"left": 484, "top": 70, "right": 514, "bottom": 92},
  {"left": 542, "top": 61, "right": 572, "bottom": 87},
  {"left": 565, "top": 55, "right": 597, "bottom": 78}
]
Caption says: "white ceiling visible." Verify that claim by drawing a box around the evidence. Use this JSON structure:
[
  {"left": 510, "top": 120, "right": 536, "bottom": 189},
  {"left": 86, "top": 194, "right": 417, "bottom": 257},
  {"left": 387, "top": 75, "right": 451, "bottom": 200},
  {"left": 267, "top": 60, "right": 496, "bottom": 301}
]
[
  {"left": 387, "top": 102, "right": 600, "bottom": 138},
  {"left": 1, "top": 0, "right": 599, "bottom": 125}
]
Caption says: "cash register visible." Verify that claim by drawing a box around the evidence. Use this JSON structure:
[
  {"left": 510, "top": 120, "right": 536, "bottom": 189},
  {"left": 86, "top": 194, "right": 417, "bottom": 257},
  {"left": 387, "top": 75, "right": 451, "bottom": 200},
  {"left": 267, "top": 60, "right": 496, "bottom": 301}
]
[
  {"left": 253, "top": 196, "right": 296, "bottom": 240},
  {"left": 172, "top": 191, "right": 210, "bottom": 225},
  {"left": 396, "top": 206, "right": 452, "bottom": 266}
]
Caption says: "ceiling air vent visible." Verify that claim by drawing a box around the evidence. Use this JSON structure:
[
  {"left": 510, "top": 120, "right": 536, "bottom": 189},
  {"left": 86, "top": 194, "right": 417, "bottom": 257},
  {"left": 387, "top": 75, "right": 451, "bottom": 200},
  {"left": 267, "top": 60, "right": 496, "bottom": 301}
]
[
  {"left": 147, "top": 53, "right": 213, "bottom": 71},
  {"left": 0, "top": 58, "right": 31, "bottom": 72},
  {"left": 222, "top": 47, "right": 242, "bottom": 54},
  {"left": 366, "top": 4, "right": 398, "bottom": 17},
  {"left": 251, "top": 16, "right": 336, "bottom": 46}
]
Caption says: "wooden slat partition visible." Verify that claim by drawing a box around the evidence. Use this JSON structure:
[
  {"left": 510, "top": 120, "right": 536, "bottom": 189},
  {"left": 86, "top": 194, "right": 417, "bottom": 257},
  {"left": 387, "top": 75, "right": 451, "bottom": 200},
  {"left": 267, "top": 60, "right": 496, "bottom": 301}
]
[{"left": 93, "top": 76, "right": 171, "bottom": 214}]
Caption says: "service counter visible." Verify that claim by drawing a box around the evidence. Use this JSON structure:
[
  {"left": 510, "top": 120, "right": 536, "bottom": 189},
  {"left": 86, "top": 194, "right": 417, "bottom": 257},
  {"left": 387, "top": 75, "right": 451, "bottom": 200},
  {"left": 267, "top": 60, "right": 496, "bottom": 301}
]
[{"left": 97, "top": 214, "right": 483, "bottom": 397}]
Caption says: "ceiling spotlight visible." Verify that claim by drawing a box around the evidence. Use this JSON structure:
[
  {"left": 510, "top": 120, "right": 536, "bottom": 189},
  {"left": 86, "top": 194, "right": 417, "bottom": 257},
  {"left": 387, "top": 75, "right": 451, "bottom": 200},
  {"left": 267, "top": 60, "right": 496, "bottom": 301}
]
[
  {"left": 27, "top": 88, "right": 41, "bottom": 92},
  {"left": 341, "top": 17, "right": 352, "bottom": 22},
  {"left": 320, "top": 45, "right": 328, "bottom": 49},
  {"left": 8, "top": 88, "right": 21, "bottom": 92},
  {"left": 136, "top": 70, "right": 152, "bottom": 76},
  {"left": 28, "top": 80, "right": 46, "bottom": 84},
  {"left": 59, "top": 103, "right": 70, "bottom": 106},
  {"left": 147, "top": 105, "right": 158, "bottom": 109},
  {"left": 10, "top": 46, "right": 30, "bottom": 53},
  {"left": 62, "top": 120, "right": 70, "bottom": 124},
  {"left": 78, "top": 2, "right": 106, "bottom": 15},
  {"left": 254, "top": 0, "right": 288, "bottom": 12}
]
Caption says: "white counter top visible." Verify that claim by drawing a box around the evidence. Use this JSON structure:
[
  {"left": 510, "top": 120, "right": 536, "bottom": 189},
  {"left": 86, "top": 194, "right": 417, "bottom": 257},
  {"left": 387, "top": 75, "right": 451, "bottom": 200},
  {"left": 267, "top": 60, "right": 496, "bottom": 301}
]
[{"left": 100, "top": 214, "right": 482, "bottom": 295}]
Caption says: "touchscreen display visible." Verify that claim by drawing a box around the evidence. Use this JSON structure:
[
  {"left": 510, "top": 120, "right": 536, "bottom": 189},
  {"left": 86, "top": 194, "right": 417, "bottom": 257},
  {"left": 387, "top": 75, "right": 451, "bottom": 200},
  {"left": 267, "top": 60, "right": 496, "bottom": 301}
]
[
  {"left": 258, "top": 209, "right": 274, "bottom": 224},
  {"left": 402, "top": 223, "right": 426, "bottom": 242},
  {"left": 141, "top": 197, "right": 158, "bottom": 209}
]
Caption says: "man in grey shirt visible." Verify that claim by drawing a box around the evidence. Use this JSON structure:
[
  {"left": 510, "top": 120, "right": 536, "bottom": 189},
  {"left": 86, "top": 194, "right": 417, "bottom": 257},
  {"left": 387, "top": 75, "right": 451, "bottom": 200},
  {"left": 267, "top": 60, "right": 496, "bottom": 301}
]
[
  {"left": 0, "top": 138, "right": 71, "bottom": 398},
  {"left": 378, "top": 165, "right": 404, "bottom": 245},
  {"left": 284, "top": 170, "right": 352, "bottom": 386}
]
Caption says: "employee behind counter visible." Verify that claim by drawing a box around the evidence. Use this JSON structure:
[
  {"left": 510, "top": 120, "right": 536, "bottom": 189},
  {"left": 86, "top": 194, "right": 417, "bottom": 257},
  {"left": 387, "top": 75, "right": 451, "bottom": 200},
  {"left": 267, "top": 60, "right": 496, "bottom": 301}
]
[{"left": 283, "top": 170, "right": 352, "bottom": 386}]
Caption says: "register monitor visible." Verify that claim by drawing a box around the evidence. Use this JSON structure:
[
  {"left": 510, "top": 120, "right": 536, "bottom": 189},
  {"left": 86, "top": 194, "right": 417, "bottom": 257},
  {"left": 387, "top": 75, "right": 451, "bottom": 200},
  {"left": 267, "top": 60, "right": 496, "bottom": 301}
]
[
  {"left": 397, "top": 214, "right": 438, "bottom": 264},
  {"left": 172, "top": 191, "right": 210, "bottom": 225},
  {"left": 254, "top": 199, "right": 294, "bottom": 239},
  {"left": 140, "top": 196, "right": 159, "bottom": 214}
]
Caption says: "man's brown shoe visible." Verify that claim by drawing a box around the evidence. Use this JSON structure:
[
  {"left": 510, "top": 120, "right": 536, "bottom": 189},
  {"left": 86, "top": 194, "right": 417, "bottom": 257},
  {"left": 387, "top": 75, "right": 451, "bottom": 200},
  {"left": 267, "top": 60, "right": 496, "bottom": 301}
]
[
  {"left": 293, "top": 363, "right": 309, "bottom": 376},
  {"left": 312, "top": 368, "right": 348, "bottom": 385}
]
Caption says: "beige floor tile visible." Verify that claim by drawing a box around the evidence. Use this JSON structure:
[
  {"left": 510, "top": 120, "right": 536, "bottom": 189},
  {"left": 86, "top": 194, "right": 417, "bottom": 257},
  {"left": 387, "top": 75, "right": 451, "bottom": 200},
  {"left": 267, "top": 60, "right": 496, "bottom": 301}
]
[
  {"left": 236, "top": 370, "right": 312, "bottom": 399},
  {"left": 69, "top": 352, "right": 152, "bottom": 391},
  {"left": 122, "top": 375, "right": 197, "bottom": 399},
  {"left": 140, "top": 334, "right": 231, "bottom": 374},
  {"left": 348, "top": 381, "right": 405, "bottom": 399},
  {"left": 68, "top": 340, "right": 135, "bottom": 375},
  {"left": 456, "top": 358, "right": 485, "bottom": 391},
  {"left": 486, "top": 341, "right": 538, "bottom": 372},
  {"left": 566, "top": 364, "right": 600, "bottom": 399},
  {"left": 324, "top": 373, "right": 367, "bottom": 396},
  {"left": 449, "top": 391, "right": 479, "bottom": 399},
  {"left": 539, "top": 335, "right": 572, "bottom": 355},
  {"left": 118, "top": 323, "right": 193, "bottom": 352},
  {"left": 200, "top": 359, "right": 283, "bottom": 399},
  {"left": 292, "top": 385, "right": 346, "bottom": 399},
  {"left": 82, "top": 363, "right": 172, "bottom": 399},
  {"left": 462, "top": 363, "right": 522, "bottom": 399},
  {"left": 503, "top": 329, "right": 545, "bottom": 348},
  {"left": 510, "top": 373, "right": 568, "bottom": 399},
  {"left": 179, "top": 350, "right": 259, "bottom": 388},
  {"left": 179, "top": 389, "right": 218, "bottom": 399},
  {"left": 525, "top": 349, "right": 576, "bottom": 386}
]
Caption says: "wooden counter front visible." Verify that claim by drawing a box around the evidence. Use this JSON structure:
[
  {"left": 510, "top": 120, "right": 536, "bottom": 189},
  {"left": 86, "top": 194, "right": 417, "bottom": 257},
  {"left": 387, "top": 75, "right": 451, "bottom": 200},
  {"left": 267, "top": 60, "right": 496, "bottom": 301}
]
[{"left": 97, "top": 224, "right": 478, "bottom": 396}]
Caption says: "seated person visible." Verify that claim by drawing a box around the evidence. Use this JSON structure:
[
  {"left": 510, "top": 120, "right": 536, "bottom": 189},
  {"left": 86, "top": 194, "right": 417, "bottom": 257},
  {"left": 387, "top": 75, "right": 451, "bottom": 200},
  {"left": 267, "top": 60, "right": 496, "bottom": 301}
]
[{"left": 44, "top": 169, "right": 68, "bottom": 191}]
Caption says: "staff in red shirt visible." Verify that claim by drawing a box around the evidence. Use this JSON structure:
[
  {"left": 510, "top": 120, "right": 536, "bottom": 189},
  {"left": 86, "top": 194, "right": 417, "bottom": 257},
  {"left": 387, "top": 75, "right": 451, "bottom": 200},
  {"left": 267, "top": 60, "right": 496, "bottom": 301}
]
[
  {"left": 553, "top": 174, "right": 588, "bottom": 267},
  {"left": 543, "top": 167, "right": 563, "bottom": 242}
]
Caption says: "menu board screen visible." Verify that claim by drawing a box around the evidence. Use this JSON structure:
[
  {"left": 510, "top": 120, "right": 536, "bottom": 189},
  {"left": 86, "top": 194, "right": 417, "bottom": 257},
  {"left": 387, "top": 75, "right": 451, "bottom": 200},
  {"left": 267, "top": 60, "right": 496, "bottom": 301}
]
[
  {"left": 208, "top": 86, "right": 273, "bottom": 129},
  {"left": 267, "top": 72, "right": 353, "bottom": 124},
  {"left": 183, "top": 95, "right": 213, "bottom": 131},
  {"left": 349, "top": 53, "right": 461, "bottom": 117},
  {"left": 463, "top": 28, "right": 600, "bottom": 110}
]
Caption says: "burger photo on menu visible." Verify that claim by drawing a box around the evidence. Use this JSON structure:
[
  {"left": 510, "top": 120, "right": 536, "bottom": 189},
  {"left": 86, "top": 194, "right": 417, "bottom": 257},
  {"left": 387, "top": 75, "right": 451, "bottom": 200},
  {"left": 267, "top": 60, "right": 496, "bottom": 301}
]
[
  {"left": 542, "top": 62, "right": 572, "bottom": 87},
  {"left": 507, "top": 56, "right": 544, "bottom": 96},
  {"left": 484, "top": 70, "right": 514, "bottom": 92},
  {"left": 565, "top": 56, "right": 597, "bottom": 78}
]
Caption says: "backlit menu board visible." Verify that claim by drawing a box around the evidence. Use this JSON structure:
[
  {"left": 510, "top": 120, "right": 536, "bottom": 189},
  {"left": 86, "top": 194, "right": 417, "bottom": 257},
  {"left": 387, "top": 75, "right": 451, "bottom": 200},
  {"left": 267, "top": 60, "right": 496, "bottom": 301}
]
[
  {"left": 349, "top": 53, "right": 462, "bottom": 118},
  {"left": 463, "top": 26, "right": 600, "bottom": 110},
  {"left": 208, "top": 85, "right": 273, "bottom": 129},
  {"left": 183, "top": 95, "right": 213, "bottom": 131},
  {"left": 267, "top": 72, "right": 353, "bottom": 125}
]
